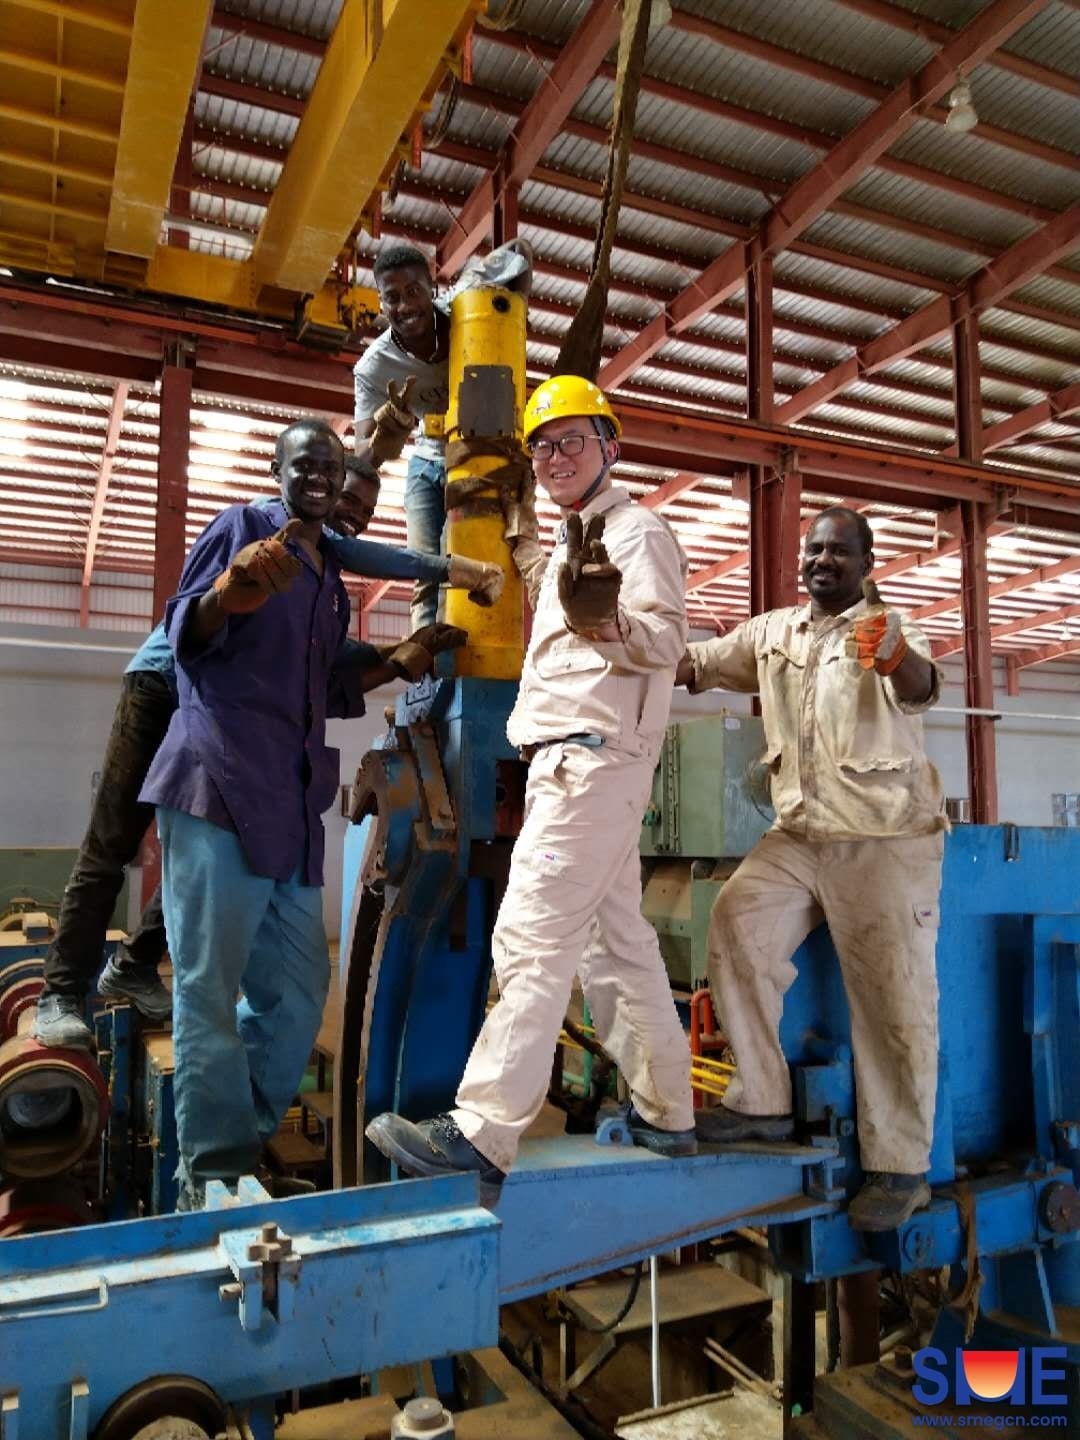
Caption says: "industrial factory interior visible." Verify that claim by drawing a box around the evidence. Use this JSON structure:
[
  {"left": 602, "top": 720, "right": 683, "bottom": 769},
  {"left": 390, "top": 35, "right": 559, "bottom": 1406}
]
[{"left": 2, "top": 0, "right": 1080, "bottom": 1435}]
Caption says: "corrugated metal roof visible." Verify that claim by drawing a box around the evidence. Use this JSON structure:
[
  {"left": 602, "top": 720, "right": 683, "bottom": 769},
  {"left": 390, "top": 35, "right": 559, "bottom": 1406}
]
[
  {"left": 888, "top": 119, "right": 1080, "bottom": 212},
  {"left": 1, "top": 0, "right": 1079, "bottom": 652}
]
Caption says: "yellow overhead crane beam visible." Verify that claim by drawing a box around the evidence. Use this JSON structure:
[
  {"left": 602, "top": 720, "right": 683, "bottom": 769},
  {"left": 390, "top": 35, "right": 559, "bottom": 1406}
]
[
  {"left": 0, "top": 0, "right": 474, "bottom": 341},
  {"left": 105, "top": 0, "right": 213, "bottom": 260},
  {"left": 252, "top": 0, "right": 481, "bottom": 299}
]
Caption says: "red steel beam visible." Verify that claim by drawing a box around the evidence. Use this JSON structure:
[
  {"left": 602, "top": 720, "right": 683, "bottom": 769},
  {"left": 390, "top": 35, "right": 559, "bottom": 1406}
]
[
  {"left": 0, "top": 283, "right": 1075, "bottom": 518},
  {"left": 638, "top": 472, "right": 706, "bottom": 511},
  {"left": 1012, "top": 635, "right": 1080, "bottom": 669},
  {"left": 829, "top": 0, "right": 1079, "bottom": 97},
  {"left": 975, "top": 381, "right": 1080, "bottom": 455},
  {"left": 913, "top": 553, "right": 1080, "bottom": 623},
  {"left": 209, "top": 5, "right": 327, "bottom": 57},
  {"left": 435, "top": 0, "right": 620, "bottom": 278},
  {"left": 669, "top": 6, "right": 1079, "bottom": 175},
  {"left": 79, "top": 381, "right": 129, "bottom": 627},
  {"left": 480, "top": 27, "right": 1066, "bottom": 227},
  {"left": 932, "top": 601, "right": 1080, "bottom": 658},
  {"left": 597, "top": 0, "right": 1052, "bottom": 394},
  {"left": 775, "top": 202, "right": 1080, "bottom": 427},
  {"left": 210, "top": 1, "right": 1079, "bottom": 111}
]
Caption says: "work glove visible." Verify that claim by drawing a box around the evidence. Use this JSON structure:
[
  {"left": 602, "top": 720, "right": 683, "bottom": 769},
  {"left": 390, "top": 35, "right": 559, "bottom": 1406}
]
[
  {"left": 382, "top": 623, "right": 468, "bottom": 681},
  {"left": 446, "top": 554, "right": 506, "bottom": 607},
  {"left": 213, "top": 519, "right": 303, "bottom": 613},
  {"left": 369, "top": 376, "right": 419, "bottom": 466},
  {"left": 557, "top": 513, "right": 622, "bottom": 637},
  {"left": 501, "top": 463, "right": 539, "bottom": 546},
  {"left": 847, "top": 578, "right": 908, "bottom": 675}
]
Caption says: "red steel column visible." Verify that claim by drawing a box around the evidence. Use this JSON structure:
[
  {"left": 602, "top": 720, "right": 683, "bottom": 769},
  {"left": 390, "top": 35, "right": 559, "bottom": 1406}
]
[
  {"left": 492, "top": 180, "right": 519, "bottom": 247},
  {"left": 153, "top": 347, "right": 193, "bottom": 623},
  {"left": 749, "top": 460, "right": 802, "bottom": 616},
  {"left": 145, "top": 347, "right": 193, "bottom": 908},
  {"left": 746, "top": 250, "right": 774, "bottom": 426},
  {"left": 953, "top": 301, "right": 998, "bottom": 823}
]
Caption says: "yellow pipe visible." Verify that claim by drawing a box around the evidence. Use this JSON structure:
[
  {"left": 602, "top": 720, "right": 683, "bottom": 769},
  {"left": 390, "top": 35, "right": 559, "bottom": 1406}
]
[
  {"left": 0, "top": 100, "right": 119, "bottom": 143},
  {"left": 444, "top": 285, "right": 526, "bottom": 681},
  {"left": 0, "top": 49, "right": 125, "bottom": 91},
  {"left": 6, "top": 0, "right": 134, "bottom": 36}
]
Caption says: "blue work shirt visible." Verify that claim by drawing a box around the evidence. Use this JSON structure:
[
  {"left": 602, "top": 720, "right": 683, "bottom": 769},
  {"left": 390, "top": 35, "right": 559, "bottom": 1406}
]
[
  {"left": 126, "top": 527, "right": 445, "bottom": 689},
  {"left": 140, "top": 500, "right": 351, "bottom": 887}
]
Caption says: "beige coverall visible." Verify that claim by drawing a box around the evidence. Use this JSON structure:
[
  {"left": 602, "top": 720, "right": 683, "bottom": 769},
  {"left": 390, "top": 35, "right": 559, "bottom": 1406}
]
[
  {"left": 689, "top": 600, "right": 946, "bottom": 1175},
  {"left": 452, "top": 485, "right": 695, "bottom": 1172}
]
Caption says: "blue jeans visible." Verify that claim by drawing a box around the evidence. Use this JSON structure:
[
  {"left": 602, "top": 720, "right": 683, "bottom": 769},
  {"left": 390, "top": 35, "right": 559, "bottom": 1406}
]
[
  {"left": 157, "top": 807, "right": 330, "bottom": 1205},
  {"left": 405, "top": 453, "right": 447, "bottom": 629}
]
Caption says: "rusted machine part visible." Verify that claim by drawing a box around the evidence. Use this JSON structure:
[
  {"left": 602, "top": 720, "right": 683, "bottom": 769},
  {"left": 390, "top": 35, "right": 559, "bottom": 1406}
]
[
  {"left": 837, "top": 1269, "right": 882, "bottom": 1368},
  {"left": 0, "top": 1176, "right": 94, "bottom": 1236},
  {"left": 0, "top": 961, "right": 44, "bottom": 1042},
  {"left": 92, "top": 1375, "right": 227, "bottom": 1440},
  {"left": 0, "top": 1010, "right": 109, "bottom": 1181}
]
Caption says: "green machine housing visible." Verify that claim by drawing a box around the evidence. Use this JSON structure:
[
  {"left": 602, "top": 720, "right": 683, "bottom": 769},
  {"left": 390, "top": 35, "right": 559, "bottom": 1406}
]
[{"left": 640, "top": 713, "right": 774, "bottom": 991}]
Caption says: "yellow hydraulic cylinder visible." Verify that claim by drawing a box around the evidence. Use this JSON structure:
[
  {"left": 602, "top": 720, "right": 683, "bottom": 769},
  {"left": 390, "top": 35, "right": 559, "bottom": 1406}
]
[{"left": 444, "top": 286, "right": 527, "bottom": 681}]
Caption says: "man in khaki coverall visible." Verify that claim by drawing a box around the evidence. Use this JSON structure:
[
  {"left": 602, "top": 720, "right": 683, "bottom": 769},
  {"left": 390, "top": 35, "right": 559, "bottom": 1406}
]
[
  {"left": 368, "top": 376, "right": 696, "bottom": 1202},
  {"left": 678, "top": 506, "right": 945, "bottom": 1232}
]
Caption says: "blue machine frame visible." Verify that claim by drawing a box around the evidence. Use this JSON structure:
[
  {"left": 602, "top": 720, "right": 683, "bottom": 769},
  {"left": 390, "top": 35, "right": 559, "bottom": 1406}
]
[{"left": 2, "top": 775, "right": 1079, "bottom": 1434}]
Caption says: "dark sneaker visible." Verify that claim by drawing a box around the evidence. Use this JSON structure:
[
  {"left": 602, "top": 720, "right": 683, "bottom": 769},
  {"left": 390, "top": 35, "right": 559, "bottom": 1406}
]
[
  {"left": 695, "top": 1104, "right": 795, "bottom": 1145},
  {"left": 365, "top": 1112, "right": 506, "bottom": 1207},
  {"left": 848, "top": 1171, "right": 931, "bottom": 1232},
  {"left": 98, "top": 953, "right": 172, "bottom": 1021},
  {"left": 31, "top": 994, "right": 94, "bottom": 1050},
  {"left": 627, "top": 1106, "right": 698, "bottom": 1157}
]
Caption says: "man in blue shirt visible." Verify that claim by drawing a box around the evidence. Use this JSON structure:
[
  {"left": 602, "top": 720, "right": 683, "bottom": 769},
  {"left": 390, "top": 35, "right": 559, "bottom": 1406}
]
[
  {"left": 139, "top": 419, "right": 472, "bottom": 1210},
  {"left": 33, "top": 452, "right": 499, "bottom": 1052}
]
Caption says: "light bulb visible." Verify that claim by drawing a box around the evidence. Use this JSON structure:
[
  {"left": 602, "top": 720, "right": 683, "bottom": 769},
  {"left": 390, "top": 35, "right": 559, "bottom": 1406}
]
[{"left": 945, "top": 79, "right": 978, "bottom": 135}]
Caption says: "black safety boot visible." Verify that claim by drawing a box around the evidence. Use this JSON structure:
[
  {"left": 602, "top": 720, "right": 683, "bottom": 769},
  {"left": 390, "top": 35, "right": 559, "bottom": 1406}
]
[
  {"left": 848, "top": 1171, "right": 931, "bottom": 1232},
  {"left": 627, "top": 1106, "right": 698, "bottom": 1157},
  {"left": 365, "top": 1112, "right": 506, "bottom": 1207},
  {"left": 98, "top": 951, "right": 173, "bottom": 1021},
  {"left": 695, "top": 1104, "right": 795, "bottom": 1144}
]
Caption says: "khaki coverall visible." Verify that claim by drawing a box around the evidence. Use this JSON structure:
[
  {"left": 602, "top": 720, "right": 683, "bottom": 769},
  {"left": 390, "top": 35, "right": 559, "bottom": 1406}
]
[
  {"left": 689, "top": 600, "right": 946, "bottom": 1175},
  {"left": 452, "top": 485, "right": 695, "bottom": 1172}
]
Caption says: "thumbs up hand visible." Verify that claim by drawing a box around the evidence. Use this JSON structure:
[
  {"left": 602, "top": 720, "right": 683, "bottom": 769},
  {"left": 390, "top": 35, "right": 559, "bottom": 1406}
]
[{"left": 213, "top": 519, "right": 305, "bottom": 613}]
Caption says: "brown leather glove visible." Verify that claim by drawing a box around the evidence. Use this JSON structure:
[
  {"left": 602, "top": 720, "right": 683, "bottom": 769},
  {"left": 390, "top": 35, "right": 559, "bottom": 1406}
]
[
  {"left": 213, "top": 519, "right": 303, "bottom": 613},
  {"left": 446, "top": 554, "right": 506, "bottom": 607},
  {"left": 499, "top": 450, "right": 538, "bottom": 545},
  {"left": 557, "top": 513, "right": 621, "bottom": 636},
  {"left": 369, "top": 376, "right": 418, "bottom": 466},
  {"left": 383, "top": 622, "right": 468, "bottom": 681}
]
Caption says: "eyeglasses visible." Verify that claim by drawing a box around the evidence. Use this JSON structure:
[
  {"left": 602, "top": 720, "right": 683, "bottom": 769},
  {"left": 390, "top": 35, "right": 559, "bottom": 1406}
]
[{"left": 526, "top": 433, "right": 606, "bottom": 461}]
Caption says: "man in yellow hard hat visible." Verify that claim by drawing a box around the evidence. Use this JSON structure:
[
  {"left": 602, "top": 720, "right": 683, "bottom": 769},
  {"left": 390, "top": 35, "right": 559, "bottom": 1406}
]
[{"left": 367, "top": 375, "right": 696, "bottom": 1202}]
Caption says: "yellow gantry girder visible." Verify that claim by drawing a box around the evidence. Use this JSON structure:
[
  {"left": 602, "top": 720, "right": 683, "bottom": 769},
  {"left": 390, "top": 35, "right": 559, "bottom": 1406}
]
[
  {"left": 104, "top": 0, "right": 213, "bottom": 260},
  {"left": 253, "top": 0, "right": 480, "bottom": 297}
]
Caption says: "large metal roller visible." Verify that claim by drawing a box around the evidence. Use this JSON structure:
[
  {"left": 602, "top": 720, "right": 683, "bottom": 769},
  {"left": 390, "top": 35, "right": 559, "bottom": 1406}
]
[{"left": 0, "top": 1010, "right": 109, "bottom": 1181}]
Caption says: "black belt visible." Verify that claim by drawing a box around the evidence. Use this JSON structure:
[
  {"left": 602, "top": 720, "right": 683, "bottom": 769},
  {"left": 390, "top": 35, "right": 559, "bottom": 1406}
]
[{"left": 520, "top": 733, "right": 605, "bottom": 763}]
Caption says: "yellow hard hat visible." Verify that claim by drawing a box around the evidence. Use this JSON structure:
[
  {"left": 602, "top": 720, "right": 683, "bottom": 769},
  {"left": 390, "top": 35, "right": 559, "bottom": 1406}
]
[{"left": 523, "top": 375, "right": 622, "bottom": 442}]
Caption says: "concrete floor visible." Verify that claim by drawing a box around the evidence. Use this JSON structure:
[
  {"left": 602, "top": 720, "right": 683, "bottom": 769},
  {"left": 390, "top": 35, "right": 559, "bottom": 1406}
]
[{"left": 615, "top": 1390, "right": 781, "bottom": 1439}]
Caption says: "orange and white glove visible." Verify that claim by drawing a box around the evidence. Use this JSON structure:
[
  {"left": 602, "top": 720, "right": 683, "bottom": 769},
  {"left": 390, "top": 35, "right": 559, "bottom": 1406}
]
[
  {"left": 213, "top": 519, "right": 303, "bottom": 613},
  {"left": 848, "top": 579, "right": 908, "bottom": 675}
]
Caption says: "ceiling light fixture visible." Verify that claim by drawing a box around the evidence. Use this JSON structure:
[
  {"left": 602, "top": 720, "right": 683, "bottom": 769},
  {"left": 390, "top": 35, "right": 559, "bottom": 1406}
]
[{"left": 945, "top": 79, "right": 978, "bottom": 135}]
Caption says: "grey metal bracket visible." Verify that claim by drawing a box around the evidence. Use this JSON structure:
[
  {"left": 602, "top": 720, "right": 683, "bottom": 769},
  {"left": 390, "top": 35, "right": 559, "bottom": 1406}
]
[{"left": 218, "top": 1221, "right": 301, "bottom": 1332}]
